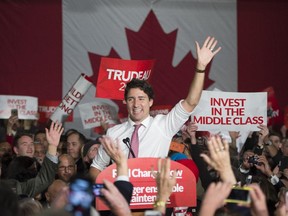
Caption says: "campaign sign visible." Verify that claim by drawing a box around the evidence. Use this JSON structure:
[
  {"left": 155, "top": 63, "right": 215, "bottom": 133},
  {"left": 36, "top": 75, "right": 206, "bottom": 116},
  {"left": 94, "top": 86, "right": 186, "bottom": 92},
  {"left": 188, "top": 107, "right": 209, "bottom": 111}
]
[
  {"left": 50, "top": 74, "right": 93, "bottom": 123},
  {"left": 38, "top": 100, "right": 73, "bottom": 123},
  {"left": 150, "top": 105, "right": 172, "bottom": 117},
  {"left": 192, "top": 91, "right": 267, "bottom": 131},
  {"left": 79, "top": 101, "right": 119, "bottom": 129},
  {"left": 96, "top": 57, "right": 155, "bottom": 100},
  {"left": 95, "top": 158, "right": 196, "bottom": 210},
  {"left": 0, "top": 95, "right": 38, "bottom": 119}
]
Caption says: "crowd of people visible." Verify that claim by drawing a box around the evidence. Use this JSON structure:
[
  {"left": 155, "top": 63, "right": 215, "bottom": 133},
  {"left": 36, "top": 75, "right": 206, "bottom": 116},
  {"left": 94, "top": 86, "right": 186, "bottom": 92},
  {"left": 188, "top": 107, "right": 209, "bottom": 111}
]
[{"left": 0, "top": 36, "right": 288, "bottom": 216}]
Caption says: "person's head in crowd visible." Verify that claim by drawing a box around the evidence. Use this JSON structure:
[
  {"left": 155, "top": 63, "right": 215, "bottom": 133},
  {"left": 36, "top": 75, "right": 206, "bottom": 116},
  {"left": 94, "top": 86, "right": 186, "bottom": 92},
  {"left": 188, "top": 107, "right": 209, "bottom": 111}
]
[
  {"left": 65, "top": 128, "right": 78, "bottom": 137},
  {"left": 13, "top": 133, "right": 34, "bottom": 158},
  {"left": 124, "top": 78, "right": 154, "bottom": 124},
  {"left": 45, "top": 179, "right": 67, "bottom": 206},
  {"left": 57, "top": 154, "right": 76, "bottom": 183},
  {"left": 18, "top": 197, "right": 43, "bottom": 216},
  {"left": 0, "top": 182, "right": 19, "bottom": 216},
  {"left": 280, "top": 138, "right": 288, "bottom": 156},
  {"left": 66, "top": 131, "right": 86, "bottom": 161},
  {"left": 0, "top": 141, "right": 12, "bottom": 158},
  {"left": 269, "top": 131, "right": 282, "bottom": 150},
  {"left": 34, "top": 129, "right": 49, "bottom": 150},
  {"left": 6, "top": 156, "right": 39, "bottom": 182},
  {"left": 34, "top": 142, "right": 46, "bottom": 164},
  {"left": 82, "top": 139, "right": 101, "bottom": 165}
]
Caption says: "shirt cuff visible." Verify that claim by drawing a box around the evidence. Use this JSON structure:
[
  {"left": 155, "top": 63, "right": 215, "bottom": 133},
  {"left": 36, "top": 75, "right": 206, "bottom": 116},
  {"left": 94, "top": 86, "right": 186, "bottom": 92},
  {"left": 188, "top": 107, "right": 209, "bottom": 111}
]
[
  {"left": 116, "top": 175, "right": 129, "bottom": 182},
  {"left": 46, "top": 152, "right": 59, "bottom": 164}
]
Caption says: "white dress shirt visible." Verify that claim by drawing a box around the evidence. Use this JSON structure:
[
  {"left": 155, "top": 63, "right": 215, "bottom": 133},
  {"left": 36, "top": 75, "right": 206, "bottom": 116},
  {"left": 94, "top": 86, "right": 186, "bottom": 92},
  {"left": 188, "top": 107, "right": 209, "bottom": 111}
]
[{"left": 91, "top": 100, "right": 193, "bottom": 171}]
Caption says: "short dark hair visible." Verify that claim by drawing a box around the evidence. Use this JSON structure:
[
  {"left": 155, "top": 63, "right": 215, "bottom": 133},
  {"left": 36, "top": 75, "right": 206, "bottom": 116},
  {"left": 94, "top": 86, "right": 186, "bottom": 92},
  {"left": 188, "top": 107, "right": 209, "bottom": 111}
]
[
  {"left": 67, "top": 131, "right": 87, "bottom": 146},
  {"left": 13, "top": 133, "right": 33, "bottom": 148},
  {"left": 34, "top": 129, "right": 46, "bottom": 137},
  {"left": 124, "top": 78, "right": 154, "bottom": 101}
]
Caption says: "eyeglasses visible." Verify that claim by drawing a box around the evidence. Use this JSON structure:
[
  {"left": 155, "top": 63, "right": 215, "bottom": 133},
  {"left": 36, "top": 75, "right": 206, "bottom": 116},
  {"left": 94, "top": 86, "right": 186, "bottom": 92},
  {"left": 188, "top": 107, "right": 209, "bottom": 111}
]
[{"left": 58, "top": 165, "right": 75, "bottom": 171}]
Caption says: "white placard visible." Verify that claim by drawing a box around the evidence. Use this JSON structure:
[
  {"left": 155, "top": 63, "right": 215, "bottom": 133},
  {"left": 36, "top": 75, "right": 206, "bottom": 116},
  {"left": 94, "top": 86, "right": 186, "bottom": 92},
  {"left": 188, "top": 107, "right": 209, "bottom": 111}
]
[
  {"left": 192, "top": 91, "right": 267, "bottom": 131},
  {"left": 79, "top": 101, "right": 119, "bottom": 129},
  {"left": 0, "top": 95, "right": 38, "bottom": 119}
]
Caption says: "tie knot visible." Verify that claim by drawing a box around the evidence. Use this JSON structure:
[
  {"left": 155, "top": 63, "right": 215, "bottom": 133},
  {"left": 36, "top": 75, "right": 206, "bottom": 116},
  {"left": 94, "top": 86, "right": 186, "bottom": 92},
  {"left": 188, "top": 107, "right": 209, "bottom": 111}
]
[{"left": 134, "top": 124, "right": 141, "bottom": 129}]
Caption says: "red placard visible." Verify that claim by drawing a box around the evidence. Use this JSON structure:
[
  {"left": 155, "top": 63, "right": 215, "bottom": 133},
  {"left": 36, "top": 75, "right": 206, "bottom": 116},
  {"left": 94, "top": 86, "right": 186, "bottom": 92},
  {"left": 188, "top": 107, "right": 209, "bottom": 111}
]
[
  {"left": 38, "top": 100, "right": 73, "bottom": 123},
  {"left": 96, "top": 57, "right": 155, "bottom": 100},
  {"left": 95, "top": 158, "right": 196, "bottom": 210}
]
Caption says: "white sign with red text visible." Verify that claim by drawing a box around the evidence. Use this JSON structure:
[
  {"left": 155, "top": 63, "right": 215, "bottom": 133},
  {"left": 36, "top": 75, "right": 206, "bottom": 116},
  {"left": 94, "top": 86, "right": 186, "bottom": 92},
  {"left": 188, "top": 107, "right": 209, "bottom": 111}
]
[
  {"left": 191, "top": 91, "right": 267, "bottom": 131},
  {"left": 78, "top": 101, "right": 119, "bottom": 129},
  {"left": 50, "top": 74, "right": 93, "bottom": 123},
  {"left": 0, "top": 95, "right": 38, "bottom": 119}
]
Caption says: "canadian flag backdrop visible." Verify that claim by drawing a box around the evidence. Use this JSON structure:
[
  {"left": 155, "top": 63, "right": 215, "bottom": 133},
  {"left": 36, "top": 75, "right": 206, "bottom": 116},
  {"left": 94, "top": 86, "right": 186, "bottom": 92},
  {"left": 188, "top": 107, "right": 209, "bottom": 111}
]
[{"left": 0, "top": 0, "right": 287, "bottom": 134}]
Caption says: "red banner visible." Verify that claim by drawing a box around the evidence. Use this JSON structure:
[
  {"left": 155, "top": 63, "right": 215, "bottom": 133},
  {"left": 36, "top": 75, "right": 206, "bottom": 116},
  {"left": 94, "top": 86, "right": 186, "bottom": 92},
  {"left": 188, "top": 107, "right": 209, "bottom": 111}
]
[
  {"left": 95, "top": 158, "right": 196, "bottom": 210},
  {"left": 38, "top": 100, "right": 73, "bottom": 123},
  {"left": 96, "top": 57, "right": 155, "bottom": 100}
]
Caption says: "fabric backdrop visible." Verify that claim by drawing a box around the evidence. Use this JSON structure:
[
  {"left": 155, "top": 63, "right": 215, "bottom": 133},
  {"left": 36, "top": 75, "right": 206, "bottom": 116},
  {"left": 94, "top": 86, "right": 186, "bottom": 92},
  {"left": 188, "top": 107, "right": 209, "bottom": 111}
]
[{"left": 0, "top": 0, "right": 287, "bottom": 136}]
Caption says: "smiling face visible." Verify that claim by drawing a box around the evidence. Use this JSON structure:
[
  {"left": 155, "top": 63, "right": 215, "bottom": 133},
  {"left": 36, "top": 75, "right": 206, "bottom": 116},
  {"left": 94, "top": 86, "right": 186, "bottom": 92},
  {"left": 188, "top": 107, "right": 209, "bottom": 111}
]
[
  {"left": 14, "top": 135, "right": 35, "bottom": 158},
  {"left": 125, "top": 88, "right": 153, "bottom": 124}
]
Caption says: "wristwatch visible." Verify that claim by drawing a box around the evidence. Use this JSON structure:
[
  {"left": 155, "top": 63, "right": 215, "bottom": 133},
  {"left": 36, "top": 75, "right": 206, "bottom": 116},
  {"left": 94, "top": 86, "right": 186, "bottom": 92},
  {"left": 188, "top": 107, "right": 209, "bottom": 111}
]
[{"left": 269, "top": 175, "right": 279, "bottom": 185}]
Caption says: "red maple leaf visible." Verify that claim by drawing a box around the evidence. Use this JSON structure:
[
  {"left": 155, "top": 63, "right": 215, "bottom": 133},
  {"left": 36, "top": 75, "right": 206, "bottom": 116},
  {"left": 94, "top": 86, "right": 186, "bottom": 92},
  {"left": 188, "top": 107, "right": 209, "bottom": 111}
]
[{"left": 88, "top": 10, "right": 213, "bottom": 115}]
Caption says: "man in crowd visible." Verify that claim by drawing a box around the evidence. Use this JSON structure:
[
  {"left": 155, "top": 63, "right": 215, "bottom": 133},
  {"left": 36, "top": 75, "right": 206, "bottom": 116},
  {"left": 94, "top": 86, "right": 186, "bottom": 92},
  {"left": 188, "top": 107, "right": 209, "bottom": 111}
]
[
  {"left": 56, "top": 154, "right": 77, "bottom": 183},
  {"left": 66, "top": 131, "right": 87, "bottom": 174},
  {"left": 13, "top": 133, "right": 35, "bottom": 158},
  {"left": 90, "top": 36, "right": 221, "bottom": 180}
]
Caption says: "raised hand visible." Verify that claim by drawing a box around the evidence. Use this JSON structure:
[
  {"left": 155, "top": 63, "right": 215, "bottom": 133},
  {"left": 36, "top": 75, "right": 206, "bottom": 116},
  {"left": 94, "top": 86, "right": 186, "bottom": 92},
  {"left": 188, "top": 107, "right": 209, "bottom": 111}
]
[
  {"left": 101, "top": 179, "right": 132, "bottom": 216},
  {"left": 152, "top": 158, "right": 177, "bottom": 214},
  {"left": 195, "top": 36, "right": 221, "bottom": 70},
  {"left": 199, "top": 181, "right": 233, "bottom": 216},
  {"left": 45, "top": 121, "right": 64, "bottom": 148},
  {"left": 99, "top": 135, "right": 126, "bottom": 166},
  {"left": 200, "top": 135, "right": 236, "bottom": 184}
]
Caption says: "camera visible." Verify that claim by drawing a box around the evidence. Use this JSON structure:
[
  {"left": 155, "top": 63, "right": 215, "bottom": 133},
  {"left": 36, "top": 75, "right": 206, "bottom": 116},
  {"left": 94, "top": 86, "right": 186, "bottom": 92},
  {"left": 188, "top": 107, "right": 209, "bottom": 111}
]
[
  {"left": 225, "top": 186, "right": 251, "bottom": 205},
  {"left": 68, "top": 178, "right": 94, "bottom": 210},
  {"left": 248, "top": 155, "right": 259, "bottom": 165},
  {"left": 11, "top": 109, "right": 18, "bottom": 117},
  {"left": 92, "top": 183, "right": 104, "bottom": 197}
]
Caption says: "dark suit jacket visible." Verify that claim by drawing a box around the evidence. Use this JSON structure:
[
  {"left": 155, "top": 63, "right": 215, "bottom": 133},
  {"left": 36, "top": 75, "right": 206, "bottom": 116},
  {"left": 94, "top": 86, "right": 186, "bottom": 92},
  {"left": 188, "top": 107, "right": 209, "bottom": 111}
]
[{"left": 1, "top": 156, "right": 57, "bottom": 197}]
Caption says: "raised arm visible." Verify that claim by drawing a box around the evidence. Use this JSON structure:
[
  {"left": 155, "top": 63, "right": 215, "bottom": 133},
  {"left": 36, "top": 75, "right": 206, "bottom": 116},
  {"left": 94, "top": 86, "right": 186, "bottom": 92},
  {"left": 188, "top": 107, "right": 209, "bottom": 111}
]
[
  {"left": 19, "top": 121, "right": 64, "bottom": 197},
  {"left": 153, "top": 158, "right": 177, "bottom": 215},
  {"left": 182, "top": 36, "right": 221, "bottom": 112}
]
